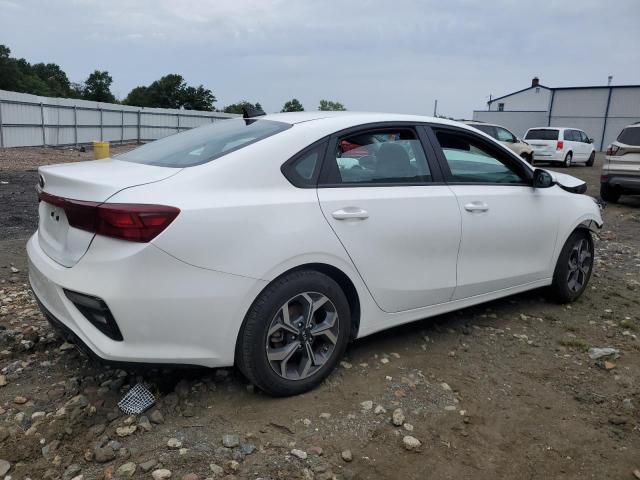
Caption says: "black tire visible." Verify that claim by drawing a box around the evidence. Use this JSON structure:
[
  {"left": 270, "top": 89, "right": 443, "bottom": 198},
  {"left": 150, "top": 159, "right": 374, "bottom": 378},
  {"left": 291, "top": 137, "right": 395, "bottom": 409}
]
[
  {"left": 600, "top": 183, "right": 620, "bottom": 203},
  {"left": 586, "top": 151, "right": 595, "bottom": 167},
  {"left": 562, "top": 152, "right": 572, "bottom": 168},
  {"left": 236, "top": 270, "right": 351, "bottom": 396},
  {"left": 520, "top": 152, "right": 532, "bottom": 164},
  {"left": 549, "top": 229, "right": 594, "bottom": 303}
]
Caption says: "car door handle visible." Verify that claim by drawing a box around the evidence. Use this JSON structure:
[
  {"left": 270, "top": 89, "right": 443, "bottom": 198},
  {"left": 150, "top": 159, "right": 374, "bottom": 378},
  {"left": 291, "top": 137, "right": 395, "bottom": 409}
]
[
  {"left": 464, "top": 201, "right": 489, "bottom": 212},
  {"left": 331, "top": 207, "right": 369, "bottom": 220}
]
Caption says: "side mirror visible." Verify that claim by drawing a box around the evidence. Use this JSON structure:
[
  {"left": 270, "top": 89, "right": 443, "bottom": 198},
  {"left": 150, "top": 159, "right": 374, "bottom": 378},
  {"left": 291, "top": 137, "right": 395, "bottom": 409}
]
[
  {"left": 533, "top": 169, "right": 554, "bottom": 188},
  {"left": 589, "top": 138, "right": 594, "bottom": 144}
]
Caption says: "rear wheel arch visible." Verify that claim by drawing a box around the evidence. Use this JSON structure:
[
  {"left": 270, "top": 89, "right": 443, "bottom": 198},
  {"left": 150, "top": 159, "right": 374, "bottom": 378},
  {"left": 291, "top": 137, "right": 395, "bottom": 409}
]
[
  {"left": 277, "top": 263, "right": 361, "bottom": 340},
  {"left": 235, "top": 263, "right": 361, "bottom": 357}
]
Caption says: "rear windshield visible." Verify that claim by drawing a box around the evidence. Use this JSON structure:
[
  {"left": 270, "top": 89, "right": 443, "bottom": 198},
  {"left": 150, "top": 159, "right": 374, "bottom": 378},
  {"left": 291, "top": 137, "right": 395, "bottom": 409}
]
[
  {"left": 525, "top": 129, "right": 559, "bottom": 141},
  {"left": 617, "top": 126, "right": 640, "bottom": 146},
  {"left": 117, "top": 119, "right": 291, "bottom": 167}
]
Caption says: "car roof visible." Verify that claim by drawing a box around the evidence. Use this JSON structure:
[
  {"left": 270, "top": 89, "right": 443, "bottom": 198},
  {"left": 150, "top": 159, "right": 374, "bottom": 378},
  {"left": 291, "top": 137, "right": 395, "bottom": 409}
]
[
  {"left": 527, "top": 127, "right": 584, "bottom": 131},
  {"left": 260, "top": 111, "right": 466, "bottom": 130}
]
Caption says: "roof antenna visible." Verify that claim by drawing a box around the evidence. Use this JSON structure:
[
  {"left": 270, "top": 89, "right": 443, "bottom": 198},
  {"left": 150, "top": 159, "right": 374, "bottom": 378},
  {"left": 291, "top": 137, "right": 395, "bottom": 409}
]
[{"left": 243, "top": 105, "right": 266, "bottom": 118}]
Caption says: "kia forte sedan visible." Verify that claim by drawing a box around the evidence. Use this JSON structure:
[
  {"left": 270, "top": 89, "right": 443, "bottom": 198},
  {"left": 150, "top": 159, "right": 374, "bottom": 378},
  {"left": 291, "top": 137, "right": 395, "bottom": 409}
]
[{"left": 28, "top": 112, "right": 602, "bottom": 396}]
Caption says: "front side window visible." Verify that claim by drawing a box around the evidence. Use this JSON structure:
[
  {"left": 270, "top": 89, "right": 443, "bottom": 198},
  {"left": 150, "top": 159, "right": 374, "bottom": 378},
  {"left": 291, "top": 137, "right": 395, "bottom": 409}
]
[
  {"left": 435, "top": 129, "right": 527, "bottom": 184},
  {"left": 525, "top": 129, "right": 559, "bottom": 141},
  {"left": 117, "top": 119, "right": 291, "bottom": 167},
  {"left": 495, "top": 127, "right": 516, "bottom": 142},
  {"left": 324, "top": 129, "right": 431, "bottom": 185},
  {"left": 579, "top": 131, "right": 590, "bottom": 143}
]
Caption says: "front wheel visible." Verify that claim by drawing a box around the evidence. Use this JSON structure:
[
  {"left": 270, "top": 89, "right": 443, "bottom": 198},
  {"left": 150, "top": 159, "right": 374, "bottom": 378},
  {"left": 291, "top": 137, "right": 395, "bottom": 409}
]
[
  {"left": 236, "top": 270, "right": 351, "bottom": 396},
  {"left": 549, "top": 230, "right": 594, "bottom": 303},
  {"left": 586, "top": 151, "right": 595, "bottom": 166},
  {"left": 562, "top": 152, "right": 572, "bottom": 168}
]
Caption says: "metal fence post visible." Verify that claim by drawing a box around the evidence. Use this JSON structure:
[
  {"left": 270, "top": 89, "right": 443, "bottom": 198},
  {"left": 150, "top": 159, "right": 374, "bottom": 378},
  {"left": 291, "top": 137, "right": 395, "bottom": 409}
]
[
  {"left": 73, "top": 106, "right": 78, "bottom": 146},
  {"left": 40, "top": 102, "right": 46, "bottom": 146},
  {"left": 121, "top": 110, "right": 124, "bottom": 144},
  {"left": 99, "top": 108, "right": 103, "bottom": 141},
  {"left": 137, "top": 111, "right": 141, "bottom": 144},
  {"left": 176, "top": 113, "right": 180, "bottom": 133},
  {"left": 0, "top": 98, "right": 4, "bottom": 148}
]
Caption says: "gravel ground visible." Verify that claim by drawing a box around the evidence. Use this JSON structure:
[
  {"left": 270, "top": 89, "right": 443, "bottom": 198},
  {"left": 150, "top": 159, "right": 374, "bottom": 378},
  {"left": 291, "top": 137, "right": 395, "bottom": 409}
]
[{"left": 0, "top": 147, "right": 638, "bottom": 480}]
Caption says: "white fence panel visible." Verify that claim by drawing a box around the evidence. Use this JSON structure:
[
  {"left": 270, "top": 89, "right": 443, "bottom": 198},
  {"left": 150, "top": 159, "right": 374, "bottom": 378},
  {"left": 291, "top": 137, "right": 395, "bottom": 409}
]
[{"left": 0, "top": 89, "right": 237, "bottom": 148}]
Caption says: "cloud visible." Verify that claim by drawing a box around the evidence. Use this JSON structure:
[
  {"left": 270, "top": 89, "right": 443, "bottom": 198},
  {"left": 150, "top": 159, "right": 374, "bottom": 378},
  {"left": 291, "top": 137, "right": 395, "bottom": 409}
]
[{"left": 1, "top": 0, "right": 639, "bottom": 116}]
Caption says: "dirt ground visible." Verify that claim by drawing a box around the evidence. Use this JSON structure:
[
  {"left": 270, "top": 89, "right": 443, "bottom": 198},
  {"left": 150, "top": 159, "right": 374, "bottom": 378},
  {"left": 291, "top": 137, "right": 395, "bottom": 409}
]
[{"left": 0, "top": 147, "right": 638, "bottom": 480}]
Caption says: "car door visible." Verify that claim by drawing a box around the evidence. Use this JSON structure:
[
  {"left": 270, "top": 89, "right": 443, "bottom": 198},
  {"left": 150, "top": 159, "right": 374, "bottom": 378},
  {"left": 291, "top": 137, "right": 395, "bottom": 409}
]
[
  {"left": 316, "top": 124, "right": 461, "bottom": 313},
  {"left": 566, "top": 129, "right": 583, "bottom": 161},
  {"left": 427, "top": 125, "right": 560, "bottom": 299},
  {"left": 579, "top": 131, "right": 593, "bottom": 160}
]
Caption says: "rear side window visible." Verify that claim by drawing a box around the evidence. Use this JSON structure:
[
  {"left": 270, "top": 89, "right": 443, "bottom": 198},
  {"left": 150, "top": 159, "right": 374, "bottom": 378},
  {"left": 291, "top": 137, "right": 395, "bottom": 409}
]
[
  {"left": 495, "top": 127, "right": 516, "bottom": 142},
  {"left": 564, "top": 130, "right": 577, "bottom": 141},
  {"left": 117, "top": 119, "right": 291, "bottom": 167},
  {"left": 322, "top": 128, "right": 432, "bottom": 185},
  {"left": 281, "top": 141, "right": 327, "bottom": 188},
  {"left": 470, "top": 124, "right": 497, "bottom": 138},
  {"left": 617, "top": 127, "right": 640, "bottom": 146},
  {"left": 525, "top": 129, "right": 559, "bottom": 141}
]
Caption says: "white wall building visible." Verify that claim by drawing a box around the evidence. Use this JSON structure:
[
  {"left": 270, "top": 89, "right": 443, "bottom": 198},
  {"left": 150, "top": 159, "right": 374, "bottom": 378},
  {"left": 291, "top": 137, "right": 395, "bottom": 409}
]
[{"left": 474, "top": 78, "right": 640, "bottom": 150}]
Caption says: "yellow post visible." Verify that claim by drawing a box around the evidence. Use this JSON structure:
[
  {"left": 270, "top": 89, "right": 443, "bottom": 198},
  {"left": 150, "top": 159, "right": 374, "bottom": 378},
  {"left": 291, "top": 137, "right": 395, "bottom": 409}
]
[{"left": 93, "top": 141, "right": 110, "bottom": 159}]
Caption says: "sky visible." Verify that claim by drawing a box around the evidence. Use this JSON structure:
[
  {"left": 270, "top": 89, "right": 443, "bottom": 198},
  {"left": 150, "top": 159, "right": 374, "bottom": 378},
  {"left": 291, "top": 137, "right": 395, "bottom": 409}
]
[{"left": 1, "top": 0, "right": 639, "bottom": 118}]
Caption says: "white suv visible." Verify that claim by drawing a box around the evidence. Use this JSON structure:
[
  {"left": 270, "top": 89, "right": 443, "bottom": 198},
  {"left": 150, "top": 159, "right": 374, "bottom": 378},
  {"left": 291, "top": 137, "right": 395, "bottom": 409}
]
[{"left": 524, "top": 127, "right": 596, "bottom": 167}]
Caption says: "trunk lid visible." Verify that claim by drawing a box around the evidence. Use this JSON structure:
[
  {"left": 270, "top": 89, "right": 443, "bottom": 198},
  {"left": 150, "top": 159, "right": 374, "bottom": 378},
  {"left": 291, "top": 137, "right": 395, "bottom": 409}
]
[{"left": 37, "top": 158, "right": 180, "bottom": 267}]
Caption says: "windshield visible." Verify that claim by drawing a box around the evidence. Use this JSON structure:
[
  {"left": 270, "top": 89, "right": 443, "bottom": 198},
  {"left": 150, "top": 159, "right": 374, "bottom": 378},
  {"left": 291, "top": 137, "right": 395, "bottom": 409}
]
[
  {"left": 117, "top": 119, "right": 291, "bottom": 167},
  {"left": 617, "top": 126, "right": 640, "bottom": 146},
  {"left": 525, "top": 129, "right": 559, "bottom": 141}
]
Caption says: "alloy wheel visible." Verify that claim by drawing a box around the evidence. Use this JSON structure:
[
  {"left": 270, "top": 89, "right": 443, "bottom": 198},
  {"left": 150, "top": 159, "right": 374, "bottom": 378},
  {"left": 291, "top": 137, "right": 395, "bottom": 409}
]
[
  {"left": 566, "top": 238, "right": 592, "bottom": 292},
  {"left": 265, "top": 292, "right": 339, "bottom": 380}
]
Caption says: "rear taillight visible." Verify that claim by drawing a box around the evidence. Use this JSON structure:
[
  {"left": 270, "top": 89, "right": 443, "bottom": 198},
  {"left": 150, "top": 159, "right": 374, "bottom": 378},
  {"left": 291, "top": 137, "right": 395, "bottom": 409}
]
[
  {"left": 556, "top": 140, "right": 564, "bottom": 150},
  {"left": 606, "top": 144, "right": 620, "bottom": 156},
  {"left": 38, "top": 191, "right": 179, "bottom": 242},
  {"left": 600, "top": 175, "right": 609, "bottom": 183}
]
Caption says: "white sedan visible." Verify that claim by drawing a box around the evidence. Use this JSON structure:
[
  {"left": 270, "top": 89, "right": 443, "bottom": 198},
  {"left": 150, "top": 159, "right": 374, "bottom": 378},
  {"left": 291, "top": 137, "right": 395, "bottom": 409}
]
[{"left": 28, "top": 111, "right": 603, "bottom": 396}]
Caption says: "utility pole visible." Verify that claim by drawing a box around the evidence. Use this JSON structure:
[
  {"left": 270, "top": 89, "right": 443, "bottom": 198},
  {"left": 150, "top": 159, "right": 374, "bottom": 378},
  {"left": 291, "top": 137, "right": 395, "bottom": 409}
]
[{"left": 433, "top": 99, "right": 438, "bottom": 117}]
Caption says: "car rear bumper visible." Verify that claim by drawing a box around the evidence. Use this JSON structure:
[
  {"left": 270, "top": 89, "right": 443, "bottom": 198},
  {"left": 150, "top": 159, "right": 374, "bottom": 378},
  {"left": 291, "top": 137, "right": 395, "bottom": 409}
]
[
  {"left": 27, "top": 233, "right": 266, "bottom": 368},
  {"left": 532, "top": 151, "right": 564, "bottom": 162},
  {"left": 601, "top": 174, "right": 640, "bottom": 192}
]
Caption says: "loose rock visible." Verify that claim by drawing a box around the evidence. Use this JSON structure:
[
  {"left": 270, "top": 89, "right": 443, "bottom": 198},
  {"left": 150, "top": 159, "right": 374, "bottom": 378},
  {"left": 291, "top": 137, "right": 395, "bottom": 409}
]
[
  {"left": 392, "top": 408, "right": 405, "bottom": 426},
  {"left": 402, "top": 435, "right": 421, "bottom": 451},
  {"left": 152, "top": 469, "right": 172, "bottom": 480},
  {"left": 167, "top": 438, "right": 182, "bottom": 449},
  {"left": 291, "top": 448, "right": 308, "bottom": 460},
  {"left": 116, "top": 462, "right": 136, "bottom": 477},
  {"left": 222, "top": 433, "right": 239, "bottom": 448},
  {"left": 94, "top": 446, "right": 116, "bottom": 463},
  {"left": 0, "top": 460, "right": 10, "bottom": 476},
  {"left": 341, "top": 449, "right": 353, "bottom": 462}
]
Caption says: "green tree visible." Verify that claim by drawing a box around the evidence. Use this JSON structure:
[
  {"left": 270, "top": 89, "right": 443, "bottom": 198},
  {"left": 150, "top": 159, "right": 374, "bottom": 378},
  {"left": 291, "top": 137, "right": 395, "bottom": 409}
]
[
  {"left": 83, "top": 70, "right": 116, "bottom": 103},
  {"left": 31, "top": 63, "right": 71, "bottom": 97},
  {"left": 318, "top": 99, "right": 346, "bottom": 111},
  {"left": 124, "top": 74, "right": 216, "bottom": 111},
  {"left": 0, "top": 45, "right": 74, "bottom": 97},
  {"left": 281, "top": 98, "right": 304, "bottom": 112},
  {"left": 223, "top": 100, "right": 262, "bottom": 114}
]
